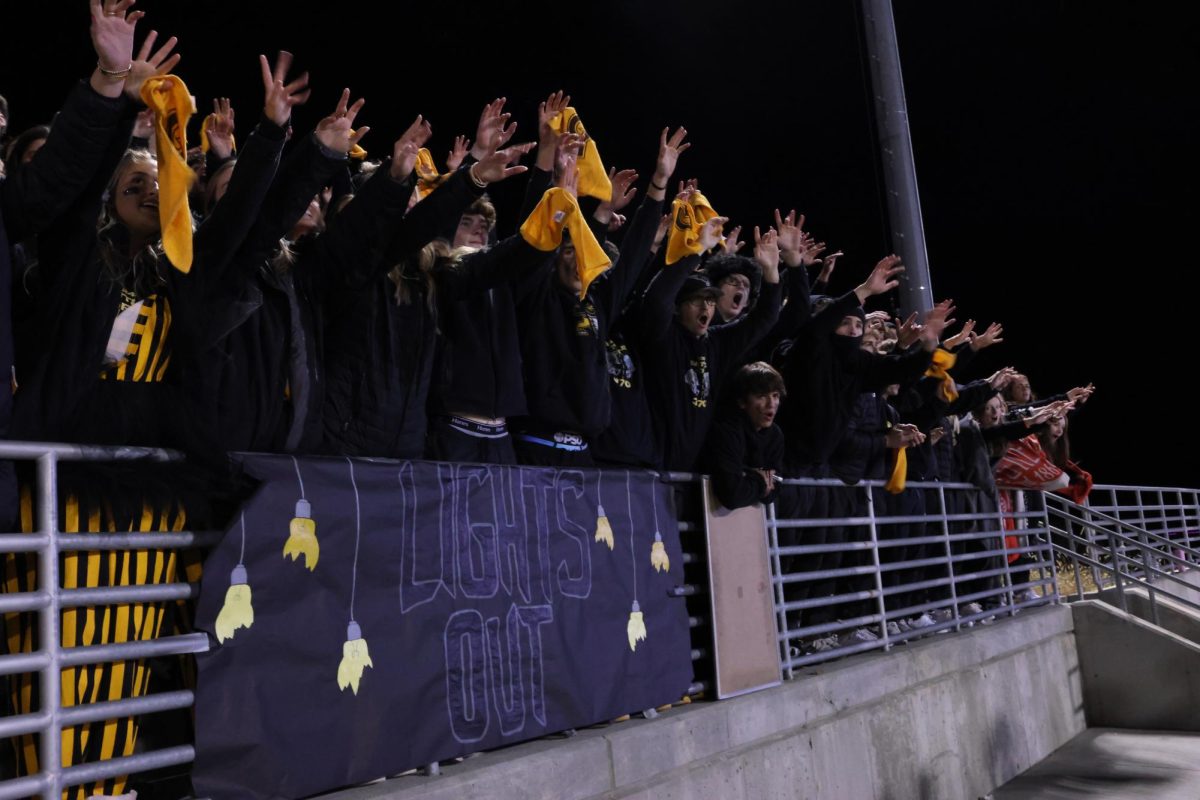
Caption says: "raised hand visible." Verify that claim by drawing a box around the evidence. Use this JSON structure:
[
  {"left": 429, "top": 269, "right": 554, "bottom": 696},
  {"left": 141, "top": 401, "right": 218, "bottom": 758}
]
[
  {"left": 556, "top": 151, "right": 580, "bottom": 198},
  {"left": 650, "top": 127, "right": 690, "bottom": 198},
  {"left": 315, "top": 89, "right": 368, "bottom": 155},
  {"left": 895, "top": 312, "right": 922, "bottom": 350},
  {"left": 650, "top": 213, "right": 671, "bottom": 254},
  {"left": 90, "top": 0, "right": 145, "bottom": 96},
  {"left": 721, "top": 225, "right": 745, "bottom": 254},
  {"left": 538, "top": 90, "right": 571, "bottom": 144},
  {"left": 1067, "top": 383, "right": 1095, "bottom": 405},
  {"left": 258, "top": 51, "right": 310, "bottom": 128},
  {"left": 595, "top": 167, "right": 638, "bottom": 225},
  {"left": 987, "top": 366, "right": 1019, "bottom": 390},
  {"left": 390, "top": 115, "right": 433, "bottom": 180},
  {"left": 942, "top": 318, "right": 976, "bottom": 350},
  {"left": 471, "top": 141, "right": 533, "bottom": 186},
  {"left": 699, "top": 216, "right": 730, "bottom": 252},
  {"left": 446, "top": 134, "right": 470, "bottom": 171},
  {"left": 472, "top": 98, "right": 516, "bottom": 161},
  {"left": 205, "top": 97, "right": 236, "bottom": 159},
  {"left": 753, "top": 226, "right": 781, "bottom": 280},
  {"left": 124, "top": 29, "right": 180, "bottom": 102},
  {"left": 920, "top": 299, "right": 957, "bottom": 350},
  {"left": 969, "top": 321, "right": 1004, "bottom": 351},
  {"left": 855, "top": 254, "right": 904, "bottom": 303},
  {"left": 817, "top": 251, "right": 842, "bottom": 284}
]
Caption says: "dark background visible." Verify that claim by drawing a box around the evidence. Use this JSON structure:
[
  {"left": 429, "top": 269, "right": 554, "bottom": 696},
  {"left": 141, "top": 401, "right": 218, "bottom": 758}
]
[{"left": 2, "top": 1, "right": 1197, "bottom": 487}]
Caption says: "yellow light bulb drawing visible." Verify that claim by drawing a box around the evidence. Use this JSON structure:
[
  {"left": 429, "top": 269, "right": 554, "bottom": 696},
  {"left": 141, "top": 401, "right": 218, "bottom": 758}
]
[
  {"left": 650, "top": 531, "right": 669, "bottom": 573},
  {"left": 215, "top": 564, "right": 254, "bottom": 643},
  {"left": 283, "top": 497, "right": 319, "bottom": 570},
  {"left": 337, "top": 620, "right": 374, "bottom": 695},
  {"left": 595, "top": 504, "right": 614, "bottom": 550},
  {"left": 627, "top": 600, "right": 647, "bottom": 652}
]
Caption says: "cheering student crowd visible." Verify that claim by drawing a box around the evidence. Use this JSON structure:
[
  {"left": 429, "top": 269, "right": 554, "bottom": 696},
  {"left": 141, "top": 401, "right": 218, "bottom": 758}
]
[{"left": 0, "top": 2, "right": 1098, "bottom": 796}]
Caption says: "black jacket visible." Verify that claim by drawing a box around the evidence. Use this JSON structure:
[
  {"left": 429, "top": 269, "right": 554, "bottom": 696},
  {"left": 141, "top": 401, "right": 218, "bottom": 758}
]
[
  {"left": 514, "top": 191, "right": 663, "bottom": 437},
  {"left": 777, "top": 291, "right": 932, "bottom": 472},
  {"left": 704, "top": 413, "right": 784, "bottom": 510},
  {"left": 639, "top": 256, "right": 782, "bottom": 472}
]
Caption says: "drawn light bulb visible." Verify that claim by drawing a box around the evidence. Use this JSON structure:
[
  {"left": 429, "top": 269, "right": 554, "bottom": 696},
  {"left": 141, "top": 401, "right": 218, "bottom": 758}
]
[
  {"left": 283, "top": 497, "right": 319, "bottom": 570},
  {"left": 215, "top": 565, "right": 254, "bottom": 643},
  {"left": 336, "top": 620, "right": 374, "bottom": 696}
]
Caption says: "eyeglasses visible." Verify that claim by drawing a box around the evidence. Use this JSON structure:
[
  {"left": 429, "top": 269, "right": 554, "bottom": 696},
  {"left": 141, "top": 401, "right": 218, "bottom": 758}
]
[{"left": 686, "top": 297, "right": 717, "bottom": 309}]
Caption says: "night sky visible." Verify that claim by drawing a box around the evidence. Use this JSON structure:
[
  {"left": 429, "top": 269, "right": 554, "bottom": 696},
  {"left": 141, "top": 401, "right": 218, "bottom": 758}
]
[{"left": 2, "top": 1, "right": 1197, "bottom": 487}]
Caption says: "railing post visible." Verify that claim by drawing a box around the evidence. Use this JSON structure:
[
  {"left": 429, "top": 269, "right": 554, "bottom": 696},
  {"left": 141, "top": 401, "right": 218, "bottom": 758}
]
[
  {"left": 766, "top": 500, "right": 794, "bottom": 680},
  {"left": 937, "top": 485, "right": 960, "bottom": 631},
  {"left": 1042, "top": 496, "right": 1060, "bottom": 602},
  {"left": 997, "top": 499, "right": 1016, "bottom": 616},
  {"left": 865, "top": 487, "right": 890, "bottom": 650},
  {"left": 38, "top": 452, "right": 62, "bottom": 800},
  {"left": 1108, "top": 527, "right": 1128, "bottom": 613}
]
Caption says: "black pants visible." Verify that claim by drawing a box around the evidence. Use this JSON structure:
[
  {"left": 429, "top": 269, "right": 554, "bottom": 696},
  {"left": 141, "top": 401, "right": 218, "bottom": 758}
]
[{"left": 427, "top": 417, "right": 516, "bottom": 465}]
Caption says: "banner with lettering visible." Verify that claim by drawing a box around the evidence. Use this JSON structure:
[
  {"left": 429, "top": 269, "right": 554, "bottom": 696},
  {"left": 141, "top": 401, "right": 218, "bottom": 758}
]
[{"left": 191, "top": 455, "right": 694, "bottom": 800}]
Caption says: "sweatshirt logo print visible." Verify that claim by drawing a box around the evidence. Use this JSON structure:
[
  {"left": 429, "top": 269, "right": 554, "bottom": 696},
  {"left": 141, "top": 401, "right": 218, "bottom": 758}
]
[
  {"left": 684, "top": 356, "right": 710, "bottom": 408},
  {"left": 605, "top": 340, "right": 635, "bottom": 388},
  {"left": 574, "top": 300, "right": 599, "bottom": 338}
]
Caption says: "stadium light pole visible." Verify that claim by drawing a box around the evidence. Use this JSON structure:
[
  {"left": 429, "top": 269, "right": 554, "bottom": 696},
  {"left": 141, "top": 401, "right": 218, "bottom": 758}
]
[{"left": 861, "top": 0, "right": 934, "bottom": 317}]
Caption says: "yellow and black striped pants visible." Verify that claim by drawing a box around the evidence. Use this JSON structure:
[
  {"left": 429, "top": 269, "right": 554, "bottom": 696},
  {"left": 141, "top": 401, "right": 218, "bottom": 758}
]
[{"left": 3, "top": 487, "right": 200, "bottom": 800}]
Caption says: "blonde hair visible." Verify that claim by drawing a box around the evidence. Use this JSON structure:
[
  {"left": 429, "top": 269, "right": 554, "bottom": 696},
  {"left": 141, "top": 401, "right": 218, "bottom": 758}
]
[{"left": 96, "top": 149, "right": 165, "bottom": 290}]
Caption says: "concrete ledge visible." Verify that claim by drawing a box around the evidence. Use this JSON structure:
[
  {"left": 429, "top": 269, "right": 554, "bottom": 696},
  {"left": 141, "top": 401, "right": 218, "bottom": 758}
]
[
  {"left": 1097, "top": 585, "right": 1200, "bottom": 643},
  {"left": 318, "top": 605, "right": 1083, "bottom": 800},
  {"left": 1072, "top": 600, "right": 1200, "bottom": 731}
]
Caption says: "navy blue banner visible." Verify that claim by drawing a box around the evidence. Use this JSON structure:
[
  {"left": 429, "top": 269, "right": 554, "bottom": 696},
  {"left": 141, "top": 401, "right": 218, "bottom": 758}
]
[{"left": 191, "top": 456, "right": 694, "bottom": 800}]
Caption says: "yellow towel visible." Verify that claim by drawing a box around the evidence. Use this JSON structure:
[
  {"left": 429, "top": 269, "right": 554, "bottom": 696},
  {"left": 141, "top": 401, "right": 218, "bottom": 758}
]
[
  {"left": 413, "top": 148, "right": 448, "bottom": 200},
  {"left": 520, "top": 187, "right": 611, "bottom": 299},
  {"left": 924, "top": 347, "right": 959, "bottom": 403},
  {"left": 548, "top": 107, "right": 612, "bottom": 202},
  {"left": 885, "top": 445, "right": 908, "bottom": 494},
  {"left": 140, "top": 76, "right": 196, "bottom": 272},
  {"left": 665, "top": 191, "right": 722, "bottom": 265}
]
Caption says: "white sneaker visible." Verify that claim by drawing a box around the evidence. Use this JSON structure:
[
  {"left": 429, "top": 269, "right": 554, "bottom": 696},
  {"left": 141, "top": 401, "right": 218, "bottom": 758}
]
[
  {"left": 885, "top": 620, "right": 902, "bottom": 637},
  {"left": 931, "top": 608, "right": 954, "bottom": 623},
  {"left": 842, "top": 627, "right": 879, "bottom": 645},
  {"left": 907, "top": 612, "right": 936, "bottom": 629},
  {"left": 1014, "top": 589, "right": 1039, "bottom": 604},
  {"left": 961, "top": 602, "right": 984, "bottom": 617},
  {"left": 805, "top": 633, "right": 840, "bottom": 653}
]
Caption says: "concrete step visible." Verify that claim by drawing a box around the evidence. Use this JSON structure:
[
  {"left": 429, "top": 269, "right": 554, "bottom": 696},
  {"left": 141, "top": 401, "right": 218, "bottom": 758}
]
[{"left": 993, "top": 728, "right": 1200, "bottom": 799}]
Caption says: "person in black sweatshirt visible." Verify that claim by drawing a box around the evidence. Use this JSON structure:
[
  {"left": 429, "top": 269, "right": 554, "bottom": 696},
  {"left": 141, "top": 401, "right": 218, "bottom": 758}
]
[
  {"left": 639, "top": 213, "right": 783, "bottom": 473},
  {"left": 512, "top": 125, "right": 689, "bottom": 466},
  {"left": 704, "top": 361, "right": 786, "bottom": 510}
]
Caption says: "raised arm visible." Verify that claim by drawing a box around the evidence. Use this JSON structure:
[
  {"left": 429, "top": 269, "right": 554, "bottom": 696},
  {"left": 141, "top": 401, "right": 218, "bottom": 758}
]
[{"left": 637, "top": 214, "right": 725, "bottom": 343}]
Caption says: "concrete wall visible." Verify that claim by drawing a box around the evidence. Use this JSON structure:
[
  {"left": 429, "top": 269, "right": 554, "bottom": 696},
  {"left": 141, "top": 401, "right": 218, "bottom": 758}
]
[
  {"left": 1072, "top": 600, "right": 1200, "bottom": 731},
  {"left": 1097, "top": 585, "right": 1200, "bottom": 643},
  {"left": 320, "top": 606, "right": 1083, "bottom": 800}
]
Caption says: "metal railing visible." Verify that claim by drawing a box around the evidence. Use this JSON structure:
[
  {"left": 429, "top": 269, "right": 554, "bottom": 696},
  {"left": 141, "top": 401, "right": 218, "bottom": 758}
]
[
  {"left": 1046, "top": 490, "right": 1200, "bottom": 630},
  {"left": 762, "top": 478, "right": 1058, "bottom": 678},
  {"left": 0, "top": 441, "right": 220, "bottom": 800}
]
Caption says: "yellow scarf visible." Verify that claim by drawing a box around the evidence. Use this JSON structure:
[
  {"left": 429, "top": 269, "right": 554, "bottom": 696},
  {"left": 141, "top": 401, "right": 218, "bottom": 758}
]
[
  {"left": 413, "top": 148, "right": 449, "bottom": 200},
  {"left": 665, "top": 191, "right": 722, "bottom": 265},
  {"left": 520, "top": 187, "right": 611, "bottom": 299},
  {"left": 924, "top": 347, "right": 959, "bottom": 403},
  {"left": 548, "top": 107, "right": 611, "bottom": 202},
  {"left": 198, "top": 114, "right": 235, "bottom": 155},
  {"left": 885, "top": 444, "right": 908, "bottom": 494},
  {"left": 140, "top": 76, "right": 196, "bottom": 272}
]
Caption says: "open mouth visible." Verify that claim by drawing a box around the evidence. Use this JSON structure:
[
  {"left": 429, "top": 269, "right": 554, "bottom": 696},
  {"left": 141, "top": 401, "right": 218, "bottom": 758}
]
[
  {"left": 733, "top": 292, "right": 744, "bottom": 306},
  {"left": 697, "top": 313, "right": 710, "bottom": 327}
]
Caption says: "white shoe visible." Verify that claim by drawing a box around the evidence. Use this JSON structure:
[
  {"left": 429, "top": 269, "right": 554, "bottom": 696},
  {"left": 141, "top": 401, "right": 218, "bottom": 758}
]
[
  {"left": 907, "top": 612, "right": 936, "bottom": 629},
  {"left": 961, "top": 602, "right": 984, "bottom": 617},
  {"left": 842, "top": 627, "right": 879, "bottom": 645},
  {"left": 885, "top": 620, "right": 902, "bottom": 637},
  {"left": 1014, "top": 589, "right": 1039, "bottom": 604},
  {"left": 805, "top": 633, "right": 840, "bottom": 653},
  {"left": 931, "top": 608, "right": 953, "bottom": 623}
]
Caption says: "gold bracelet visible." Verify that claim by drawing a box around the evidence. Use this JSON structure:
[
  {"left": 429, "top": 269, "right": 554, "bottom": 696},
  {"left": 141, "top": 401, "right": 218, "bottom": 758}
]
[{"left": 97, "top": 62, "right": 133, "bottom": 79}]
